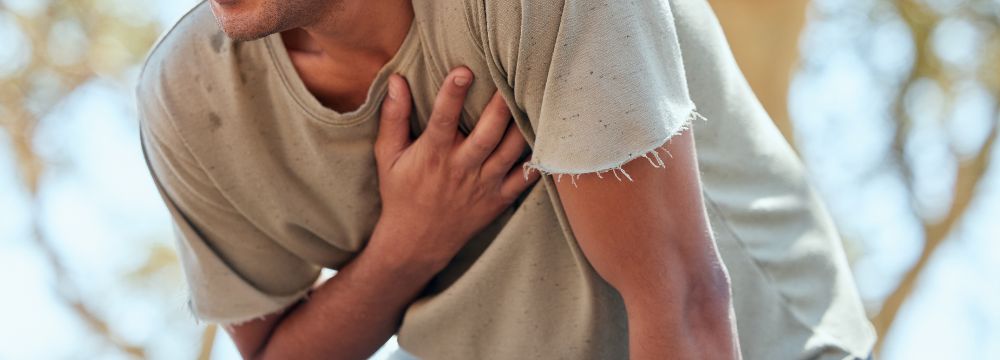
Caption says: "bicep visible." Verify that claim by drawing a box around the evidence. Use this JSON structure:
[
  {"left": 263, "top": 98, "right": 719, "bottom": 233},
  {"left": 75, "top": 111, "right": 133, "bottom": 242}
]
[
  {"left": 553, "top": 128, "right": 716, "bottom": 299},
  {"left": 490, "top": 0, "right": 721, "bottom": 299}
]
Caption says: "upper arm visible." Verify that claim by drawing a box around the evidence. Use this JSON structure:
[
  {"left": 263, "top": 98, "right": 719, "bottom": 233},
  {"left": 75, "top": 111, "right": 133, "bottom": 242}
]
[
  {"left": 487, "top": 0, "right": 702, "bottom": 176},
  {"left": 486, "top": 0, "right": 722, "bottom": 296},
  {"left": 553, "top": 129, "right": 719, "bottom": 299}
]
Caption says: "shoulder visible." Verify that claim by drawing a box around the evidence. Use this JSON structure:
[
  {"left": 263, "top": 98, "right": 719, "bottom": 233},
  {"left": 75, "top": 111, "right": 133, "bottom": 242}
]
[
  {"left": 135, "top": 1, "right": 234, "bottom": 139},
  {"left": 480, "top": 0, "right": 639, "bottom": 29},
  {"left": 479, "top": 0, "right": 661, "bottom": 74},
  {"left": 137, "top": 1, "right": 219, "bottom": 100}
]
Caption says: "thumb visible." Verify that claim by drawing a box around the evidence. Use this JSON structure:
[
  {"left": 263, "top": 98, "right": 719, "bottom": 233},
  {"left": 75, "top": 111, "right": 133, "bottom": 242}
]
[{"left": 375, "top": 74, "right": 413, "bottom": 171}]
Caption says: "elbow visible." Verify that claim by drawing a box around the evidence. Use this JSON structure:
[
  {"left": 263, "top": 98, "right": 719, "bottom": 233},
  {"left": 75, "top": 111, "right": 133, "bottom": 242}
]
[
  {"left": 698, "top": 276, "right": 741, "bottom": 360},
  {"left": 615, "top": 253, "right": 734, "bottom": 321},
  {"left": 613, "top": 238, "right": 734, "bottom": 314},
  {"left": 685, "top": 263, "right": 735, "bottom": 335},
  {"left": 684, "top": 263, "right": 740, "bottom": 359},
  {"left": 244, "top": 338, "right": 272, "bottom": 360},
  {"left": 231, "top": 324, "right": 283, "bottom": 360},
  {"left": 688, "top": 260, "right": 733, "bottom": 314},
  {"left": 618, "top": 253, "right": 740, "bottom": 358}
]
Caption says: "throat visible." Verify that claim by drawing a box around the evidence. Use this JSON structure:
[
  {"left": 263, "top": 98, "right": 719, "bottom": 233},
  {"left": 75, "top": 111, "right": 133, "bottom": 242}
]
[{"left": 280, "top": 29, "right": 387, "bottom": 114}]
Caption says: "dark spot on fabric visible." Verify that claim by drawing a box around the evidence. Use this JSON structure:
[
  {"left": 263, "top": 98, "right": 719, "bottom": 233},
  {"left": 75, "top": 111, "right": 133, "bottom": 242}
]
[
  {"left": 208, "top": 113, "right": 222, "bottom": 131},
  {"left": 206, "top": 84, "right": 213, "bottom": 93},
  {"left": 234, "top": 44, "right": 244, "bottom": 68},
  {"left": 211, "top": 32, "right": 225, "bottom": 53}
]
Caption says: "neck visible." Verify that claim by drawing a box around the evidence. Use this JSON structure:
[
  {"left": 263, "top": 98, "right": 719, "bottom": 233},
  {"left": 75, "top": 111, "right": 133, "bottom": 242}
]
[{"left": 293, "top": 0, "right": 414, "bottom": 68}]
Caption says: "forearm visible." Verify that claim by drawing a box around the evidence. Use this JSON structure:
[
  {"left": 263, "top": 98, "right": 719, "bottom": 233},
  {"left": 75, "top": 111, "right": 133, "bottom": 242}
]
[{"left": 249, "top": 219, "right": 446, "bottom": 360}]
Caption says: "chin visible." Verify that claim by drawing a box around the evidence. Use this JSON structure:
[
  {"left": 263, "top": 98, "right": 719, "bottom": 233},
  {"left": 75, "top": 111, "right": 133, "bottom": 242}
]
[{"left": 209, "top": 0, "right": 279, "bottom": 41}]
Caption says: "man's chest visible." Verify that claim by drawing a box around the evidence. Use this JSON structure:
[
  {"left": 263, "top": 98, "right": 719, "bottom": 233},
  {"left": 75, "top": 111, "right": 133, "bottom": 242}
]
[{"left": 181, "top": 50, "right": 509, "bottom": 268}]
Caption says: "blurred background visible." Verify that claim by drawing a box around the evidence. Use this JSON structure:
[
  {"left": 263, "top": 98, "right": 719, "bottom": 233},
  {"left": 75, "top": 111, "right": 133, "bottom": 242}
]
[{"left": 1, "top": 0, "right": 996, "bottom": 358}]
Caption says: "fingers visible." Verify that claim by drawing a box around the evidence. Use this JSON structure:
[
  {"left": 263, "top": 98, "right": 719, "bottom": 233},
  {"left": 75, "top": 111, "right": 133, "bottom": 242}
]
[
  {"left": 375, "top": 74, "right": 413, "bottom": 173},
  {"left": 421, "top": 67, "right": 474, "bottom": 149},
  {"left": 500, "top": 160, "right": 541, "bottom": 202},
  {"left": 454, "top": 91, "right": 512, "bottom": 169},
  {"left": 481, "top": 121, "right": 529, "bottom": 179}
]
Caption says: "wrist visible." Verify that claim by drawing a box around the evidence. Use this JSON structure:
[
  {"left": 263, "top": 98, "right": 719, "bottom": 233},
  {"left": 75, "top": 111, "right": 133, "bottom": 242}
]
[{"left": 366, "top": 217, "right": 452, "bottom": 275}]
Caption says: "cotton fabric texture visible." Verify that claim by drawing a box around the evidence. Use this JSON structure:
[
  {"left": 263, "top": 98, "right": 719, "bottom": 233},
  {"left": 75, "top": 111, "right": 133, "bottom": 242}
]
[{"left": 136, "top": 0, "right": 877, "bottom": 359}]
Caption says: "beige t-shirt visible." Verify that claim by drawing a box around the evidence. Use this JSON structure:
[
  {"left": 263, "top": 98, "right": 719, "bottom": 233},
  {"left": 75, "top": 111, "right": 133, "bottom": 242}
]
[{"left": 137, "top": 0, "right": 876, "bottom": 359}]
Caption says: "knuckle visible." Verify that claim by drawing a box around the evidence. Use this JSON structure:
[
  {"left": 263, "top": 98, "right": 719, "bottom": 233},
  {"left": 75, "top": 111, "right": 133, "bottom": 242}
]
[
  {"left": 380, "top": 105, "right": 399, "bottom": 121},
  {"left": 497, "top": 190, "right": 517, "bottom": 205},
  {"left": 477, "top": 185, "right": 495, "bottom": 202},
  {"left": 486, "top": 102, "right": 511, "bottom": 119},
  {"left": 496, "top": 152, "right": 517, "bottom": 168},
  {"left": 372, "top": 147, "right": 389, "bottom": 163},
  {"left": 480, "top": 164, "right": 503, "bottom": 180},
  {"left": 447, "top": 166, "right": 467, "bottom": 182},
  {"left": 373, "top": 140, "right": 393, "bottom": 155},
  {"left": 428, "top": 113, "right": 455, "bottom": 128},
  {"left": 468, "top": 137, "right": 492, "bottom": 154}
]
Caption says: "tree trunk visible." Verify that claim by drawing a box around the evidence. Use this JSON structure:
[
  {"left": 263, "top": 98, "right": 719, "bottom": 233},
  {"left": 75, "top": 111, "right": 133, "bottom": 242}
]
[{"left": 706, "top": 0, "right": 809, "bottom": 146}]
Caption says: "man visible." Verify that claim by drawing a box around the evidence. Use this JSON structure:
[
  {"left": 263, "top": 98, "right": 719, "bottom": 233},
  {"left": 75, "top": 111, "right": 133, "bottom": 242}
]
[{"left": 137, "top": 0, "right": 877, "bottom": 359}]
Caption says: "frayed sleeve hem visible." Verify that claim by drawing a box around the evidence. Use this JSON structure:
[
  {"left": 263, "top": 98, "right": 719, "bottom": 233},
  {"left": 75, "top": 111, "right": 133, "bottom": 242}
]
[
  {"left": 522, "top": 109, "right": 707, "bottom": 186},
  {"left": 184, "top": 286, "right": 313, "bottom": 327}
]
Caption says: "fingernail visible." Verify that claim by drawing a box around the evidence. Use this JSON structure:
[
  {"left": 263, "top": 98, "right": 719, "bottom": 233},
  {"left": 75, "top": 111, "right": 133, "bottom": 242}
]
[
  {"left": 454, "top": 76, "right": 470, "bottom": 87},
  {"left": 387, "top": 77, "right": 399, "bottom": 100}
]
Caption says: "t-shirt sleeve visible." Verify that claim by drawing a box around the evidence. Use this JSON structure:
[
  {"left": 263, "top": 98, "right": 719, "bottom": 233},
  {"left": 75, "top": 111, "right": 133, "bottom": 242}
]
[
  {"left": 137, "top": 80, "right": 321, "bottom": 325},
  {"left": 486, "top": 0, "right": 705, "bottom": 180}
]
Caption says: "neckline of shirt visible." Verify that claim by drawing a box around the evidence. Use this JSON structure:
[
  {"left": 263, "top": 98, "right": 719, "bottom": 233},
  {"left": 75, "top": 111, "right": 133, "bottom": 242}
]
[{"left": 264, "top": 20, "right": 421, "bottom": 127}]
